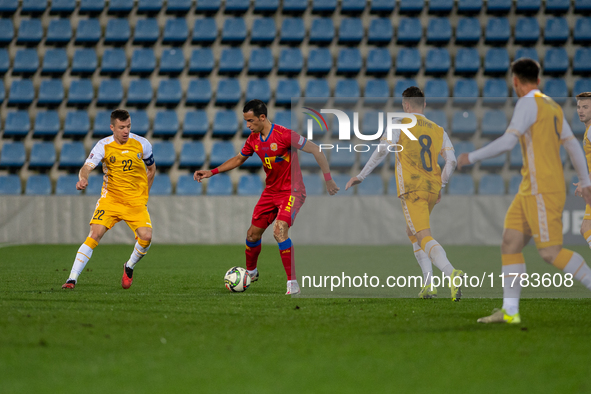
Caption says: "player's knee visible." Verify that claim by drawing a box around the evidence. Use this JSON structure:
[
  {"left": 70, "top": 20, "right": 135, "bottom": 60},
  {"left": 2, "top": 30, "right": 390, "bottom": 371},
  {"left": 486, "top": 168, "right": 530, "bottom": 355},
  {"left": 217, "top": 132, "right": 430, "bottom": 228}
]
[
  {"left": 246, "top": 230, "right": 262, "bottom": 243},
  {"left": 538, "top": 248, "right": 559, "bottom": 265},
  {"left": 138, "top": 233, "right": 152, "bottom": 244},
  {"left": 273, "top": 221, "right": 289, "bottom": 243}
]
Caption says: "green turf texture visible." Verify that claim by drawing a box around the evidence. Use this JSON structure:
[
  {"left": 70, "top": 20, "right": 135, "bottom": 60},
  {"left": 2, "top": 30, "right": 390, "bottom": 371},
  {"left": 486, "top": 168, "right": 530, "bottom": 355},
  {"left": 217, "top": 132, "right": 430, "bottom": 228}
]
[{"left": 1, "top": 244, "right": 590, "bottom": 393}]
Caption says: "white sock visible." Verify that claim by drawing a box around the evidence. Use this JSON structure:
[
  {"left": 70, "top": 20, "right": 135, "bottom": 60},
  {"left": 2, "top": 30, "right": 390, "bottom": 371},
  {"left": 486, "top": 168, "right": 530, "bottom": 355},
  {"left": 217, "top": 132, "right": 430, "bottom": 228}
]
[
  {"left": 562, "top": 252, "right": 591, "bottom": 291},
  {"left": 69, "top": 243, "right": 94, "bottom": 282},
  {"left": 423, "top": 239, "right": 454, "bottom": 276},
  {"left": 413, "top": 242, "right": 433, "bottom": 285},
  {"left": 501, "top": 263, "right": 526, "bottom": 316},
  {"left": 126, "top": 241, "right": 151, "bottom": 269},
  {"left": 586, "top": 234, "right": 591, "bottom": 249},
  {"left": 248, "top": 268, "right": 258, "bottom": 276}
]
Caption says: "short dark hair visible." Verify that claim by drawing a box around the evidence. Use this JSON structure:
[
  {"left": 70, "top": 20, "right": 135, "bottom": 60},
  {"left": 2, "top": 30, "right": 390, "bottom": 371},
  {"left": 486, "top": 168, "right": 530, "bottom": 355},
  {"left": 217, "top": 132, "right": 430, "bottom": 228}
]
[
  {"left": 511, "top": 58, "right": 540, "bottom": 84},
  {"left": 111, "top": 109, "right": 130, "bottom": 125},
  {"left": 402, "top": 86, "right": 425, "bottom": 108},
  {"left": 576, "top": 92, "right": 591, "bottom": 100},
  {"left": 243, "top": 99, "right": 267, "bottom": 117}
]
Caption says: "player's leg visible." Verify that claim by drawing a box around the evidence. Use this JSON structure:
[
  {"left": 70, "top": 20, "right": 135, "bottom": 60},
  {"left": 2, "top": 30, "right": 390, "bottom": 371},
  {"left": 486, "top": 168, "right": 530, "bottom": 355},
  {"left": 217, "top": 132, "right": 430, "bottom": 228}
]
[
  {"left": 275, "top": 194, "right": 305, "bottom": 295},
  {"left": 407, "top": 225, "right": 435, "bottom": 298},
  {"left": 580, "top": 205, "right": 591, "bottom": 248},
  {"left": 121, "top": 226, "right": 152, "bottom": 289},
  {"left": 62, "top": 223, "right": 108, "bottom": 289},
  {"left": 246, "top": 224, "right": 266, "bottom": 281},
  {"left": 541, "top": 246, "right": 591, "bottom": 291}
]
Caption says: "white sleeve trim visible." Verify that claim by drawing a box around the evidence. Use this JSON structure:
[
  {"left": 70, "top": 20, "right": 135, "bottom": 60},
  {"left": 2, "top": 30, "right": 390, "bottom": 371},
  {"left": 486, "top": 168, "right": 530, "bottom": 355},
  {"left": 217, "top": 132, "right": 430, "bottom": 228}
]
[
  {"left": 130, "top": 134, "right": 153, "bottom": 159},
  {"left": 507, "top": 98, "right": 538, "bottom": 137},
  {"left": 440, "top": 131, "right": 456, "bottom": 186},
  {"left": 564, "top": 137, "right": 591, "bottom": 188},
  {"left": 85, "top": 138, "right": 110, "bottom": 168}
]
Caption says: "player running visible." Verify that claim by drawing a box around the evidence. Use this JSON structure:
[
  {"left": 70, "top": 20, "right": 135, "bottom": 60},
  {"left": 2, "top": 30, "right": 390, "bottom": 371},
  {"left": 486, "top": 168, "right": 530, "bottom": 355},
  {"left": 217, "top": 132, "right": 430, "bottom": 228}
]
[
  {"left": 62, "top": 109, "right": 156, "bottom": 290},
  {"left": 346, "top": 87, "right": 464, "bottom": 301},
  {"left": 457, "top": 59, "right": 591, "bottom": 324},
  {"left": 194, "top": 100, "right": 339, "bottom": 295},
  {"left": 573, "top": 93, "right": 591, "bottom": 245}
]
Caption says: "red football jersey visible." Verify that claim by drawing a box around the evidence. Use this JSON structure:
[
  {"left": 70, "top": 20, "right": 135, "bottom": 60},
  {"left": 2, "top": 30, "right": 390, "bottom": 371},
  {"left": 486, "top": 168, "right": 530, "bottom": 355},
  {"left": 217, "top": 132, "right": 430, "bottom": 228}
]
[{"left": 240, "top": 124, "right": 307, "bottom": 195}]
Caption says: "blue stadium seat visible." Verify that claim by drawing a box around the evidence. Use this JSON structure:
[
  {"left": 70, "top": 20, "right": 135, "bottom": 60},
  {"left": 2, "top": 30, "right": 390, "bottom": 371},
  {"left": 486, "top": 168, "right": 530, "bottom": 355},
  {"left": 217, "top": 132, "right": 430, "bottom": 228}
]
[
  {"left": 251, "top": 17, "right": 275, "bottom": 44},
  {"left": 153, "top": 111, "right": 179, "bottom": 138},
  {"left": 93, "top": 111, "right": 112, "bottom": 137},
  {"left": 307, "top": 48, "right": 332, "bottom": 75},
  {"left": 108, "top": 0, "right": 133, "bottom": 14},
  {"left": 0, "top": 142, "right": 25, "bottom": 169},
  {"left": 546, "top": 0, "right": 570, "bottom": 13},
  {"left": 25, "top": 175, "right": 52, "bottom": 195},
  {"left": 485, "top": 18, "right": 510, "bottom": 44},
  {"left": 42, "top": 49, "right": 68, "bottom": 75},
  {"left": 515, "top": 47, "right": 539, "bottom": 62},
  {"left": 248, "top": 48, "right": 274, "bottom": 75},
  {"left": 544, "top": 48, "right": 569, "bottom": 75},
  {"left": 424, "top": 109, "right": 447, "bottom": 129},
  {"left": 341, "top": 0, "right": 365, "bottom": 13},
  {"left": 365, "top": 79, "right": 389, "bottom": 105},
  {"left": 334, "top": 79, "right": 360, "bottom": 105},
  {"left": 302, "top": 175, "right": 323, "bottom": 195},
  {"left": 101, "top": 48, "right": 127, "bottom": 75},
  {"left": 186, "top": 79, "right": 212, "bottom": 105},
  {"left": 479, "top": 174, "right": 505, "bottom": 194},
  {"left": 195, "top": 0, "right": 220, "bottom": 13},
  {"left": 0, "top": 19, "right": 13, "bottom": 45},
  {"left": 13, "top": 49, "right": 39, "bottom": 75},
  {"left": 397, "top": 18, "right": 422, "bottom": 45},
  {"left": 394, "top": 78, "right": 418, "bottom": 102},
  {"left": 215, "top": 79, "right": 241, "bottom": 106},
  {"left": 312, "top": 0, "right": 337, "bottom": 13},
  {"left": 160, "top": 49, "right": 185, "bottom": 75},
  {"left": 508, "top": 175, "right": 521, "bottom": 194},
  {"left": 480, "top": 142, "right": 507, "bottom": 170},
  {"left": 395, "top": 48, "right": 421, "bottom": 75},
  {"left": 359, "top": 145, "right": 385, "bottom": 170},
  {"left": 221, "top": 17, "right": 247, "bottom": 44},
  {"left": 0, "top": 81, "right": 4, "bottom": 103},
  {"left": 452, "top": 110, "right": 477, "bottom": 138},
  {"left": 337, "top": 48, "right": 362, "bottom": 75},
  {"left": 299, "top": 149, "right": 322, "bottom": 169},
  {"left": 29, "top": 142, "right": 56, "bottom": 170},
  {"left": 330, "top": 174, "right": 353, "bottom": 196},
  {"left": 127, "top": 79, "right": 153, "bottom": 106},
  {"left": 179, "top": 142, "right": 206, "bottom": 169},
  {"left": 448, "top": 174, "right": 475, "bottom": 194},
  {"left": 71, "top": 49, "right": 97, "bottom": 75},
  {"left": 426, "top": 18, "right": 452, "bottom": 44},
  {"left": 129, "top": 49, "right": 156, "bottom": 75},
  {"left": 487, "top": 0, "right": 511, "bottom": 13},
  {"left": 366, "top": 48, "right": 392, "bottom": 75},
  {"left": 573, "top": 78, "right": 591, "bottom": 98},
  {"left": 309, "top": 18, "right": 334, "bottom": 45},
  {"left": 237, "top": 175, "right": 263, "bottom": 196},
  {"left": 254, "top": 0, "right": 279, "bottom": 13},
  {"left": 280, "top": 17, "right": 305, "bottom": 44},
  {"left": 210, "top": 141, "right": 236, "bottom": 167},
  {"left": 0, "top": 0, "right": 18, "bottom": 14},
  {"left": 97, "top": 80, "right": 123, "bottom": 106},
  {"left": 544, "top": 78, "right": 568, "bottom": 104},
  {"left": 59, "top": 142, "right": 85, "bottom": 169},
  {"left": 85, "top": 175, "right": 103, "bottom": 195},
  {"left": 33, "top": 111, "right": 60, "bottom": 138},
  {"left": 163, "top": 18, "right": 188, "bottom": 44},
  {"left": 225, "top": 0, "right": 249, "bottom": 13},
  {"left": 514, "top": 17, "right": 540, "bottom": 44},
  {"left": 138, "top": 0, "right": 163, "bottom": 13},
  {"left": 425, "top": 48, "right": 451, "bottom": 75},
  {"left": 329, "top": 147, "right": 356, "bottom": 170},
  {"left": 156, "top": 79, "right": 182, "bottom": 106},
  {"left": 387, "top": 175, "right": 399, "bottom": 194},
  {"left": 429, "top": 0, "right": 453, "bottom": 13},
  {"left": 183, "top": 111, "right": 209, "bottom": 138},
  {"left": 283, "top": 0, "right": 307, "bottom": 13},
  {"left": 134, "top": 19, "right": 159, "bottom": 45},
  {"left": 571, "top": 110, "right": 586, "bottom": 137},
  {"left": 63, "top": 111, "right": 89, "bottom": 138},
  {"left": 151, "top": 175, "right": 172, "bottom": 196},
  {"left": 484, "top": 48, "right": 510, "bottom": 75},
  {"left": 104, "top": 19, "right": 130, "bottom": 45},
  {"left": 305, "top": 79, "right": 330, "bottom": 103},
  {"left": 207, "top": 174, "right": 233, "bottom": 195},
  {"left": 455, "top": 48, "right": 480, "bottom": 75},
  {"left": 517, "top": 0, "right": 541, "bottom": 13},
  {"left": 575, "top": 0, "right": 591, "bottom": 13},
  {"left": 213, "top": 110, "right": 238, "bottom": 138},
  {"left": 0, "top": 175, "right": 21, "bottom": 195},
  {"left": 128, "top": 110, "right": 149, "bottom": 136},
  {"left": 277, "top": 48, "right": 303, "bottom": 75},
  {"left": 275, "top": 79, "right": 301, "bottom": 106},
  {"left": 75, "top": 19, "right": 101, "bottom": 44},
  {"left": 481, "top": 110, "right": 507, "bottom": 138},
  {"left": 17, "top": 19, "right": 42, "bottom": 44},
  {"left": 455, "top": 17, "right": 480, "bottom": 45},
  {"left": 38, "top": 79, "right": 64, "bottom": 106},
  {"left": 400, "top": 0, "right": 423, "bottom": 13},
  {"left": 370, "top": 0, "right": 394, "bottom": 13},
  {"left": 574, "top": 48, "right": 591, "bottom": 75},
  {"left": 458, "top": 0, "right": 482, "bottom": 13},
  {"left": 545, "top": 17, "right": 569, "bottom": 44},
  {"left": 192, "top": 18, "right": 217, "bottom": 45},
  {"left": 4, "top": 111, "right": 30, "bottom": 137},
  {"left": 483, "top": 78, "right": 508, "bottom": 105},
  {"left": 219, "top": 48, "right": 244, "bottom": 75},
  {"left": 23, "top": 0, "right": 46, "bottom": 14},
  {"left": 8, "top": 80, "right": 34, "bottom": 106},
  {"left": 152, "top": 143, "right": 176, "bottom": 169},
  {"left": 189, "top": 48, "right": 214, "bottom": 75},
  {"left": 339, "top": 18, "right": 363, "bottom": 45},
  {"left": 453, "top": 79, "right": 479, "bottom": 105},
  {"left": 79, "top": 0, "right": 105, "bottom": 13},
  {"left": 509, "top": 145, "right": 523, "bottom": 168},
  {"left": 46, "top": 19, "right": 72, "bottom": 45},
  {"left": 367, "top": 18, "right": 392, "bottom": 45},
  {"left": 246, "top": 79, "right": 271, "bottom": 103},
  {"left": 176, "top": 174, "right": 203, "bottom": 196},
  {"left": 358, "top": 175, "right": 384, "bottom": 195},
  {"left": 274, "top": 110, "right": 292, "bottom": 128}
]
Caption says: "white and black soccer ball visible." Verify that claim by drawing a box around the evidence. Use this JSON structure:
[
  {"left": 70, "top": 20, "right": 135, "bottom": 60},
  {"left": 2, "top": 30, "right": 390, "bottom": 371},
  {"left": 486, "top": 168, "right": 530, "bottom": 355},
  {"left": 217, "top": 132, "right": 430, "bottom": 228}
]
[{"left": 224, "top": 266, "right": 251, "bottom": 292}]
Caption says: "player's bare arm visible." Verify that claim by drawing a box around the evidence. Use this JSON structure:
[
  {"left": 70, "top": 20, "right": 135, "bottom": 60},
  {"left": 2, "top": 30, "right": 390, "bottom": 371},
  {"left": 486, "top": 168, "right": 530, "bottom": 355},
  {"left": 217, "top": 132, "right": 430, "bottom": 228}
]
[
  {"left": 301, "top": 140, "right": 339, "bottom": 195},
  {"left": 146, "top": 163, "right": 156, "bottom": 191},
  {"left": 76, "top": 163, "right": 94, "bottom": 190},
  {"left": 194, "top": 154, "right": 248, "bottom": 182}
]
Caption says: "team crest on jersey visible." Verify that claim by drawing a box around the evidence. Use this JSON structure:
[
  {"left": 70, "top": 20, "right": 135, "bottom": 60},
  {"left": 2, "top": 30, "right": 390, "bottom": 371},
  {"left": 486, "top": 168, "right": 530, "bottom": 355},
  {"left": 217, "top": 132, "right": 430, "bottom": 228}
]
[
  {"left": 110, "top": 156, "right": 116, "bottom": 163},
  {"left": 270, "top": 143, "right": 278, "bottom": 151},
  {"left": 255, "top": 145, "right": 259, "bottom": 151},
  {"left": 137, "top": 153, "right": 141, "bottom": 159}
]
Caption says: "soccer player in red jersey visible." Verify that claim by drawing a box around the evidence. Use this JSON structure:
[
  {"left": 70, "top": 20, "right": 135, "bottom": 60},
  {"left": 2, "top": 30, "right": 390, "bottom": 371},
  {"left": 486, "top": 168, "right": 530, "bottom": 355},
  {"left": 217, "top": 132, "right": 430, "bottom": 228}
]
[{"left": 194, "top": 100, "right": 339, "bottom": 294}]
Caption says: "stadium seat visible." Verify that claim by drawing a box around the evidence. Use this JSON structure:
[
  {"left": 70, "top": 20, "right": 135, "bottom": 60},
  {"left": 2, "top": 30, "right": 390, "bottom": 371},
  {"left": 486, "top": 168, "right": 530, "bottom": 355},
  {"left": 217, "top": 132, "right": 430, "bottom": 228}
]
[
  {"left": 210, "top": 141, "right": 236, "bottom": 167},
  {"left": 573, "top": 78, "right": 591, "bottom": 99},
  {"left": 29, "top": 142, "right": 56, "bottom": 170},
  {"left": 357, "top": 175, "right": 385, "bottom": 195},
  {"left": 455, "top": 17, "right": 480, "bottom": 45},
  {"left": 337, "top": 48, "right": 362, "bottom": 75},
  {"left": 254, "top": 0, "right": 279, "bottom": 13},
  {"left": 152, "top": 142, "right": 176, "bottom": 169},
  {"left": 0, "top": 175, "right": 21, "bottom": 195},
  {"left": 305, "top": 79, "right": 330, "bottom": 104},
  {"left": 458, "top": 0, "right": 482, "bottom": 13},
  {"left": 25, "top": 175, "right": 52, "bottom": 195},
  {"left": 483, "top": 79, "right": 509, "bottom": 105},
  {"left": 510, "top": 145, "right": 523, "bottom": 168},
  {"left": 544, "top": 17, "right": 569, "bottom": 44},
  {"left": 0, "top": 0, "right": 18, "bottom": 14},
  {"left": 59, "top": 142, "right": 85, "bottom": 169},
  {"left": 241, "top": 153, "right": 263, "bottom": 169},
  {"left": 366, "top": 48, "right": 392, "bottom": 75},
  {"left": 299, "top": 149, "right": 322, "bottom": 169},
  {"left": 79, "top": 0, "right": 105, "bottom": 13},
  {"left": 274, "top": 111, "right": 292, "bottom": 128},
  {"left": 280, "top": 17, "right": 305, "bottom": 44},
  {"left": 42, "top": 49, "right": 68, "bottom": 75},
  {"left": 104, "top": 19, "right": 130, "bottom": 45},
  {"left": 183, "top": 111, "right": 209, "bottom": 138},
  {"left": 46, "top": 19, "right": 72, "bottom": 45},
  {"left": 160, "top": 49, "right": 185, "bottom": 75},
  {"left": 0, "top": 20, "right": 13, "bottom": 45},
  {"left": 544, "top": 78, "right": 568, "bottom": 104},
  {"left": 206, "top": 174, "right": 233, "bottom": 195},
  {"left": 130, "top": 49, "right": 156, "bottom": 75},
  {"left": 359, "top": 145, "right": 385, "bottom": 170},
  {"left": 71, "top": 49, "right": 97, "bottom": 75},
  {"left": 246, "top": 79, "right": 271, "bottom": 103},
  {"left": 22, "top": 0, "right": 46, "bottom": 14},
  {"left": 85, "top": 175, "right": 103, "bottom": 195},
  {"left": 515, "top": 47, "right": 539, "bottom": 62},
  {"left": 176, "top": 175, "right": 203, "bottom": 196},
  {"left": 8, "top": 80, "right": 34, "bottom": 106},
  {"left": 195, "top": 0, "right": 220, "bottom": 13},
  {"left": 248, "top": 48, "right": 274, "bottom": 75},
  {"left": 192, "top": 18, "right": 217, "bottom": 45},
  {"left": 221, "top": 17, "right": 247, "bottom": 44},
  {"left": 151, "top": 175, "right": 173, "bottom": 195},
  {"left": 485, "top": 18, "right": 510, "bottom": 44},
  {"left": 277, "top": 48, "right": 303, "bottom": 75},
  {"left": 544, "top": 48, "right": 569, "bottom": 75},
  {"left": 163, "top": 18, "right": 188, "bottom": 44},
  {"left": 394, "top": 78, "right": 418, "bottom": 102},
  {"left": 423, "top": 110, "right": 447, "bottom": 130},
  {"left": 97, "top": 80, "right": 123, "bottom": 106},
  {"left": 215, "top": 79, "right": 241, "bottom": 106},
  {"left": 219, "top": 48, "right": 244, "bottom": 75},
  {"left": 137, "top": 0, "right": 163, "bottom": 13},
  {"left": 33, "top": 111, "right": 60, "bottom": 138},
  {"left": 186, "top": 79, "right": 212, "bottom": 106},
  {"left": 484, "top": 48, "right": 510, "bottom": 75},
  {"left": 367, "top": 18, "right": 392, "bottom": 45},
  {"left": 573, "top": 49, "right": 591, "bottom": 75},
  {"left": 189, "top": 48, "right": 214, "bottom": 75},
  {"left": 516, "top": 0, "right": 541, "bottom": 13},
  {"left": 275, "top": 79, "right": 301, "bottom": 106},
  {"left": 156, "top": 79, "right": 182, "bottom": 106},
  {"left": 395, "top": 48, "right": 421, "bottom": 75},
  {"left": 479, "top": 174, "right": 505, "bottom": 194},
  {"left": 424, "top": 79, "right": 449, "bottom": 106},
  {"left": 506, "top": 175, "right": 521, "bottom": 194},
  {"left": 312, "top": 0, "right": 337, "bottom": 13},
  {"left": 575, "top": 0, "right": 591, "bottom": 13},
  {"left": 334, "top": 79, "right": 360, "bottom": 105},
  {"left": 63, "top": 111, "right": 89, "bottom": 138},
  {"left": 152, "top": 111, "right": 179, "bottom": 138},
  {"left": 75, "top": 19, "right": 101, "bottom": 44},
  {"left": 128, "top": 110, "right": 149, "bottom": 136},
  {"left": 0, "top": 81, "right": 4, "bottom": 103},
  {"left": 134, "top": 19, "right": 159, "bottom": 45},
  {"left": 307, "top": 48, "right": 332, "bottom": 75},
  {"left": 225, "top": 0, "right": 250, "bottom": 13},
  {"left": 397, "top": 18, "right": 422, "bottom": 45},
  {"left": 108, "top": 0, "right": 133, "bottom": 14},
  {"left": 212, "top": 110, "right": 239, "bottom": 138},
  {"left": 480, "top": 110, "right": 507, "bottom": 138},
  {"left": 370, "top": 0, "right": 394, "bottom": 13},
  {"left": 4, "top": 111, "right": 30, "bottom": 138},
  {"left": 571, "top": 111, "right": 586, "bottom": 137},
  {"left": 429, "top": 0, "right": 453, "bottom": 13},
  {"left": 37, "top": 80, "right": 64, "bottom": 107},
  {"left": 514, "top": 17, "right": 540, "bottom": 44},
  {"left": 364, "top": 79, "right": 389, "bottom": 105},
  {"left": 237, "top": 175, "right": 263, "bottom": 196},
  {"left": 13, "top": 49, "right": 39, "bottom": 75},
  {"left": 400, "top": 0, "right": 423, "bottom": 13},
  {"left": 0, "top": 142, "right": 25, "bottom": 169},
  {"left": 453, "top": 141, "right": 475, "bottom": 167},
  {"left": 426, "top": 18, "right": 452, "bottom": 44},
  {"left": 329, "top": 147, "right": 355, "bottom": 170},
  {"left": 453, "top": 79, "right": 479, "bottom": 105},
  {"left": 425, "top": 48, "right": 451, "bottom": 75},
  {"left": 127, "top": 79, "right": 153, "bottom": 106},
  {"left": 487, "top": 0, "right": 511, "bottom": 13},
  {"left": 251, "top": 18, "right": 275, "bottom": 44},
  {"left": 301, "top": 175, "right": 323, "bottom": 195},
  {"left": 387, "top": 175, "right": 398, "bottom": 195},
  {"left": 480, "top": 142, "right": 507, "bottom": 170},
  {"left": 101, "top": 49, "right": 127, "bottom": 75},
  {"left": 283, "top": 0, "right": 307, "bottom": 13},
  {"left": 93, "top": 111, "right": 113, "bottom": 137},
  {"left": 448, "top": 174, "right": 475, "bottom": 195},
  {"left": 455, "top": 48, "right": 480, "bottom": 75},
  {"left": 451, "top": 110, "right": 477, "bottom": 138},
  {"left": 179, "top": 142, "right": 206, "bottom": 169},
  {"left": 546, "top": 0, "right": 570, "bottom": 13},
  {"left": 339, "top": 18, "right": 363, "bottom": 45},
  {"left": 17, "top": 19, "right": 42, "bottom": 45},
  {"left": 309, "top": 18, "right": 334, "bottom": 45}
]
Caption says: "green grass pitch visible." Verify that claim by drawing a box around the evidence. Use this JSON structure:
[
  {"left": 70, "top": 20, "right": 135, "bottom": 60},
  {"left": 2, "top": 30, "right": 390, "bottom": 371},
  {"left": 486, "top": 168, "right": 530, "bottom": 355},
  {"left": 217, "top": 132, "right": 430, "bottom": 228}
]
[{"left": 1, "top": 244, "right": 591, "bottom": 393}]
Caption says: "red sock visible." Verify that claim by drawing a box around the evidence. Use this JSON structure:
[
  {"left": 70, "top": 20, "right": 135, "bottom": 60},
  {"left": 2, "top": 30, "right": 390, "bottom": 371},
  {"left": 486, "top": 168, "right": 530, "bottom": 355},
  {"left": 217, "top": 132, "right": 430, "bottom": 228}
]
[
  {"left": 278, "top": 238, "right": 294, "bottom": 280},
  {"left": 245, "top": 239, "right": 261, "bottom": 271}
]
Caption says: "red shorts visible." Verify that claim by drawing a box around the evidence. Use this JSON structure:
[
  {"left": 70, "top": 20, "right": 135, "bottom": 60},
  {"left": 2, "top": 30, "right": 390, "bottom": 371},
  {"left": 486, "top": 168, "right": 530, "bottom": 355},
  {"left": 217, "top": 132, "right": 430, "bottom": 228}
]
[{"left": 251, "top": 190, "right": 305, "bottom": 229}]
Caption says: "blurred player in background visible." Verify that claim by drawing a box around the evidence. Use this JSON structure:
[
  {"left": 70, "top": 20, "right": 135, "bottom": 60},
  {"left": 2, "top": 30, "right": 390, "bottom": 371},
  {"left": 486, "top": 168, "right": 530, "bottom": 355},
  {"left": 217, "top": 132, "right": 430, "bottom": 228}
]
[
  {"left": 62, "top": 109, "right": 156, "bottom": 290},
  {"left": 194, "top": 99, "right": 339, "bottom": 295},
  {"left": 346, "top": 87, "right": 464, "bottom": 301},
  {"left": 573, "top": 93, "right": 591, "bottom": 245},
  {"left": 458, "top": 59, "right": 591, "bottom": 323}
]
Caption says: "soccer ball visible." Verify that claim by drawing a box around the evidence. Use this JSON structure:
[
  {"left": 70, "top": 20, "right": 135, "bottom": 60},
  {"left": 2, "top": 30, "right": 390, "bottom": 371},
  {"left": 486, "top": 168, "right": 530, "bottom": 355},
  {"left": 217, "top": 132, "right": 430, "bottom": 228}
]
[{"left": 224, "top": 266, "right": 251, "bottom": 292}]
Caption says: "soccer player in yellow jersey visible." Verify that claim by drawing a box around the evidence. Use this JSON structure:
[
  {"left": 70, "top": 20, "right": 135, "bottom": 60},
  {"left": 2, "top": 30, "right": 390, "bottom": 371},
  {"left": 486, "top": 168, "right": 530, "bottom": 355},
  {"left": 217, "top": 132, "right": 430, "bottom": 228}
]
[
  {"left": 574, "top": 93, "right": 591, "bottom": 245},
  {"left": 346, "top": 87, "right": 464, "bottom": 301},
  {"left": 62, "top": 109, "right": 156, "bottom": 290},
  {"left": 457, "top": 59, "right": 591, "bottom": 323}
]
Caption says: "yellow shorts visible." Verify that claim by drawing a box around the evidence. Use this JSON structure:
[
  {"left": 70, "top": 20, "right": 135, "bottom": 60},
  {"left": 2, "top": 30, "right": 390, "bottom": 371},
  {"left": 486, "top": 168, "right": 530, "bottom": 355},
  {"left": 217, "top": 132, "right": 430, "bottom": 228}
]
[
  {"left": 90, "top": 198, "right": 152, "bottom": 235},
  {"left": 400, "top": 191, "right": 438, "bottom": 235},
  {"left": 585, "top": 204, "right": 591, "bottom": 219},
  {"left": 504, "top": 192, "right": 565, "bottom": 248}
]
